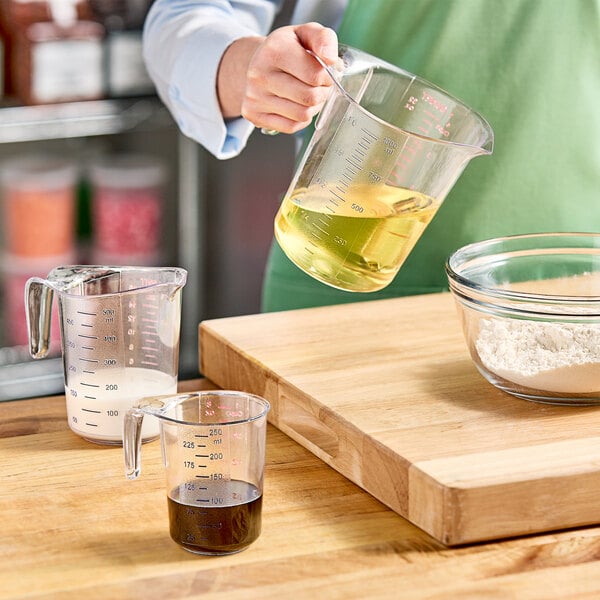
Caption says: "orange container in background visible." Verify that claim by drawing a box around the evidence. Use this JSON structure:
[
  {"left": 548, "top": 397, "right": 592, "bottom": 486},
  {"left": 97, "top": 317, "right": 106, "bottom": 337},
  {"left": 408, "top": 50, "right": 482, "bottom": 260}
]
[{"left": 1, "top": 156, "right": 78, "bottom": 258}]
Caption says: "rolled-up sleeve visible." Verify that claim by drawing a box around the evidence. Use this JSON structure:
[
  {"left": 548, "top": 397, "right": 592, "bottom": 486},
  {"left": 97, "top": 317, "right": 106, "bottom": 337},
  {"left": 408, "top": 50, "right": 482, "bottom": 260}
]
[{"left": 143, "top": 0, "right": 283, "bottom": 159}]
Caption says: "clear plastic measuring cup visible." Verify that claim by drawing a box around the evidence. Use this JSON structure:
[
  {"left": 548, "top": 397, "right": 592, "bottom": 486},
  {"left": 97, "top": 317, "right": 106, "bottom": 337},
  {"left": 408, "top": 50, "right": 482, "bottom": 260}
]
[
  {"left": 124, "top": 391, "right": 270, "bottom": 555},
  {"left": 274, "top": 44, "right": 494, "bottom": 292},
  {"left": 25, "top": 265, "right": 187, "bottom": 445}
]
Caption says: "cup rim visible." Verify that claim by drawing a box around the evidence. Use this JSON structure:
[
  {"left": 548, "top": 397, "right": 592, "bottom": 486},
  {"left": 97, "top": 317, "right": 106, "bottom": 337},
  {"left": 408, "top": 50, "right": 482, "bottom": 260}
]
[
  {"left": 134, "top": 390, "right": 271, "bottom": 427},
  {"left": 446, "top": 232, "right": 600, "bottom": 304}
]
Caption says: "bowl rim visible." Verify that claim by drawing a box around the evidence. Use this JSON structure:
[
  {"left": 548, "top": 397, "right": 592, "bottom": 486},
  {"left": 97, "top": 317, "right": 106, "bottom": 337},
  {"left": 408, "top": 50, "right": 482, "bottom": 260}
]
[{"left": 445, "top": 232, "right": 600, "bottom": 304}]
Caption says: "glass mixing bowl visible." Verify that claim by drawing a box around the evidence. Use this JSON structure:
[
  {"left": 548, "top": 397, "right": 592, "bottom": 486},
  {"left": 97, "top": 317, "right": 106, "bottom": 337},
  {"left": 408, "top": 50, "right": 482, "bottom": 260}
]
[{"left": 446, "top": 233, "right": 600, "bottom": 405}]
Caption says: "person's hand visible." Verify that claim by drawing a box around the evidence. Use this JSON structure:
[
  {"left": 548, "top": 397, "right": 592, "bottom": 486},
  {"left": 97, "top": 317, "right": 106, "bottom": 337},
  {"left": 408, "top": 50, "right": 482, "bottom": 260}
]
[{"left": 218, "top": 23, "right": 338, "bottom": 133}]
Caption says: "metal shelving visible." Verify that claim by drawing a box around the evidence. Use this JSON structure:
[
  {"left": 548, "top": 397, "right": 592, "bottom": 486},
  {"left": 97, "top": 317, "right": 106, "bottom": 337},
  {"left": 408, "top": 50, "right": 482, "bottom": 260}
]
[{"left": 0, "top": 97, "right": 173, "bottom": 143}]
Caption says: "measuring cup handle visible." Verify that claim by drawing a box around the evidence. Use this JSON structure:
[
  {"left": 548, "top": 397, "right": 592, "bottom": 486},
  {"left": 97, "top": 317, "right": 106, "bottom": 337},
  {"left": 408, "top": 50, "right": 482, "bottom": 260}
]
[
  {"left": 25, "top": 278, "right": 55, "bottom": 359},
  {"left": 123, "top": 408, "right": 145, "bottom": 479}
]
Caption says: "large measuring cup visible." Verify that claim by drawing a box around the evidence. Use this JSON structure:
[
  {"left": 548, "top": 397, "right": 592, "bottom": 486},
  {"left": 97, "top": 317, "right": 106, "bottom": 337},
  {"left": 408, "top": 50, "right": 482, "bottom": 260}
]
[
  {"left": 124, "top": 391, "right": 270, "bottom": 555},
  {"left": 25, "top": 265, "right": 187, "bottom": 445},
  {"left": 274, "top": 45, "right": 494, "bottom": 292}
]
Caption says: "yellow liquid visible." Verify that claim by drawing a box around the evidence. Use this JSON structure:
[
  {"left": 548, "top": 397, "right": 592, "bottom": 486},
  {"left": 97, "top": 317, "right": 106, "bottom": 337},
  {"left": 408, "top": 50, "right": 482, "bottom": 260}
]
[{"left": 274, "top": 184, "right": 441, "bottom": 292}]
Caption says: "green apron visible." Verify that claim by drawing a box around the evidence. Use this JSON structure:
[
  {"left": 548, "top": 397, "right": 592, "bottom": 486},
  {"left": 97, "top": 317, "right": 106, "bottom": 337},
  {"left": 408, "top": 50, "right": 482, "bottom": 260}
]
[{"left": 261, "top": 0, "right": 600, "bottom": 312}]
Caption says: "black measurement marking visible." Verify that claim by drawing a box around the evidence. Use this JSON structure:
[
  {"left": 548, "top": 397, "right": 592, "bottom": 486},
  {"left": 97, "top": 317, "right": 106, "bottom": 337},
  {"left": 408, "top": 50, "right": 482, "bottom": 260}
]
[
  {"left": 79, "top": 358, "right": 99, "bottom": 363},
  {"left": 82, "top": 347, "right": 94, "bottom": 351},
  {"left": 194, "top": 434, "right": 209, "bottom": 438},
  {"left": 346, "top": 157, "right": 362, "bottom": 171},
  {"left": 82, "top": 408, "right": 101, "bottom": 414},
  {"left": 77, "top": 311, "right": 97, "bottom": 316},
  {"left": 81, "top": 323, "right": 93, "bottom": 328},
  {"left": 83, "top": 370, "right": 94, "bottom": 374},
  {"left": 360, "top": 127, "right": 377, "bottom": 141},
  {"left": 195, "top": 454, "right": 209, "bottom": 458},
  {"left": 78, "top": 334, "right": 98, "bottom": 340},
  {"left": 81, "top": 382, "right": 100, "bottom": 388},
  {"left": 84, "top": 396, "right": 96, "bottom": 400},
  {"left": 330, "top": 190, "right": 345, "bottom": 202},
  {"left": 85, "top": 423, "right": 98, "bottom": 427},
  {"left": 197, "top": 499, "right": 210, "bottom": 503},
  {"left": 195, "top": 475, "right": 210, "bottom": 478}
]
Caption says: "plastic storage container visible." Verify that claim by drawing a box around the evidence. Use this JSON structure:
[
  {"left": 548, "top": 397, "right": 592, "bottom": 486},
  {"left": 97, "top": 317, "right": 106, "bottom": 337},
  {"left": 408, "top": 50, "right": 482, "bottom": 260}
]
[
  {"left": 1, "top": 1, "right": 104, "bottom": 105},
  {"left": 11, "top": 19, "right": 104, "bottom": 105},
  {"left": 89, "top": 154, "right": 166, "bottom": 264},
  {"left": 1, "top": 156, "right": 78, "bottom": 258},
  {"left": 1, "top": 0, "right": 93, "bottom": 26},
  {"left": 88, "top": 0, "right": 155, "bottom": 97},
  {"left": 104, "top": 29, "right": 154, "bottom": 97}
]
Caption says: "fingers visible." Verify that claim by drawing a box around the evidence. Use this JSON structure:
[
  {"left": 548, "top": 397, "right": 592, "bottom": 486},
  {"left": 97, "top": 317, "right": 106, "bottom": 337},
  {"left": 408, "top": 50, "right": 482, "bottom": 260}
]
[
  {"left": 294, "top": 22, "right": 339, "bottom": 65},
  {"left": 241, "top": 23, "right": 339, "bottom": 134},
  {"left": 243, "top": 93, "right": 322, "bottom": 134}
]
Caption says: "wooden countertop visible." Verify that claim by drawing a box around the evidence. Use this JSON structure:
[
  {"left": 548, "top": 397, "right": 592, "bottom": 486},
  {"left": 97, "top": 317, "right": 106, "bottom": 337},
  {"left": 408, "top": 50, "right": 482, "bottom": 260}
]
[
  {"left": 199, "top": 293, "right": 600, "bottom": 546},
  {"left": 2, "top": 379, "right": 600, "bottom": 599}
]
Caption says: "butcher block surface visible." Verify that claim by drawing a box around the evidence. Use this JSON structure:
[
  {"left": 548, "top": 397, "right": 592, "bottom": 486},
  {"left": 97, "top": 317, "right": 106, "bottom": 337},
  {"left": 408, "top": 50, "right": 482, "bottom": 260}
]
[{"left": 199, "top": 292, "right": 600, "bottom": 546}]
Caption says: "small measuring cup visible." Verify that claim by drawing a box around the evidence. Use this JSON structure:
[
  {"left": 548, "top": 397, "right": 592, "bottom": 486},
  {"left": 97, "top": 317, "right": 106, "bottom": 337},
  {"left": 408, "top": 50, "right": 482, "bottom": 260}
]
[
  {"left": 274, "top": 44, "right": 494, "bottom": 292},
  {"left": 124, "top": 391, "right": 270, "bottom": 555},
  {"left": 25, "top": 265, "right": 187, "bottom": 445}
]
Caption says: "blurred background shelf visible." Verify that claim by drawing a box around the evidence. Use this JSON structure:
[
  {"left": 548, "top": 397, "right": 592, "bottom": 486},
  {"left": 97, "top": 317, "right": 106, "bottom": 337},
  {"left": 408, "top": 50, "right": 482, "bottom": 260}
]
[
  {"left": 0, "top": 97, "right": 174, "bottom": 142},
  {"left": 0, "top": 0, "right": 298, "bottom": 402},
  {"left": 0, "top": 95, "right": 205, "bottom": 400}
]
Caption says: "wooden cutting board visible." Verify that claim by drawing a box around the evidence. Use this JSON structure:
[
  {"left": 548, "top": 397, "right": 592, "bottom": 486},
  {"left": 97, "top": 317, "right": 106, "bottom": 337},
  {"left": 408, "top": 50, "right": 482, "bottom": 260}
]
[{"left": 199, "top": 293, "right": 600, "bottom": 546}]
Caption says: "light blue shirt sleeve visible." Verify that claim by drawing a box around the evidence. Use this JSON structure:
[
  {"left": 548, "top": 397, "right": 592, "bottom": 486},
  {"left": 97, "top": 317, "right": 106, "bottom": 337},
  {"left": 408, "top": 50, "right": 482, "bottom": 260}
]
[{"left": 143, "top": 0, "right": 284, "bottom": 159}]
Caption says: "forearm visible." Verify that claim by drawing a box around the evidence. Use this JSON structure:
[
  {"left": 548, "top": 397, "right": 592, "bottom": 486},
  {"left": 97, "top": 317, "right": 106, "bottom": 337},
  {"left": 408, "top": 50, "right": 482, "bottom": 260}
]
[
  {"left": 218, "top": 36, "right": 265, "bottom": 119},
  {"left": 143, "top": 0, "right": 281, "bottom": 158}
]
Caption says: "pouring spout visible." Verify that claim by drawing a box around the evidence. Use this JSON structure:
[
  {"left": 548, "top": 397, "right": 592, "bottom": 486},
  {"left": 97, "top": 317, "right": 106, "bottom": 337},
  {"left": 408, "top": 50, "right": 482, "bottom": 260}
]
[
  {"left": 472, "top": 118, "right": 494, "bottom": 156},
  {"left": 167, "top": 269, "right": 188, "bottom": 301}
]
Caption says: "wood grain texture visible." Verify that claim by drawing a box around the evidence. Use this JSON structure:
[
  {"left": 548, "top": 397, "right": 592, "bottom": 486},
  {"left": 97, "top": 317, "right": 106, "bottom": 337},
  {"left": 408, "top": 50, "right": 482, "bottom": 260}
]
[
  {"left": 199, "top": 293, "right": 600, "bottom": 545},
  {"left": 3, "top": 383, "right": 600, "bottom": 599}
]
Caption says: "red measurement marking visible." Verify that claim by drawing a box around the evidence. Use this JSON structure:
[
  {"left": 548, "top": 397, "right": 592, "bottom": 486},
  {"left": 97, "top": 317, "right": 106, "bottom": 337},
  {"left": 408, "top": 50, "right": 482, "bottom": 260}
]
[{"left": 423, "top": 109, "right": 441, "bottom": 122}]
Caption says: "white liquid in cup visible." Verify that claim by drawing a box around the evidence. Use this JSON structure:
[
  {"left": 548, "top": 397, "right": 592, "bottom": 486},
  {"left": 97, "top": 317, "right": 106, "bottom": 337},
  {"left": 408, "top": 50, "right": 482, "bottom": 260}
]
[{"left": 65, "top": 367, "right": 177, "bottom": 444}]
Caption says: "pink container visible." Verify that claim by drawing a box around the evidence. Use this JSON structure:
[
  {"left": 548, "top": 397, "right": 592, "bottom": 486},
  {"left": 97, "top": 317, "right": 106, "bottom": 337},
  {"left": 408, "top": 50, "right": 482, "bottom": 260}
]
[
  {"left": 90, "top": 155, "right": 166, "bottom": 259},
  {"left": 1, "top": 156, "right": 78, "bottom": 258},
  {"left": 1, "top": 253, "right": 74, "bottom": 351}
]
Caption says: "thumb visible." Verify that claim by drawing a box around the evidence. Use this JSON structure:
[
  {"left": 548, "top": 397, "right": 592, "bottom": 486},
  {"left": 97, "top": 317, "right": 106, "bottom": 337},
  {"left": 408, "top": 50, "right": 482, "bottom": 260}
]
[{"left": 294, "top": 23, "right": 339, "bottom": 65}]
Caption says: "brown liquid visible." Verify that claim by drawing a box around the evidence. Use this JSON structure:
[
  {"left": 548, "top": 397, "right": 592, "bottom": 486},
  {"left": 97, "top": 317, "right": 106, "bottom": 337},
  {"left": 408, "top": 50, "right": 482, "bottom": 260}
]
[{"left": 167, "top": 480, "right": 262, "bottom": 555}]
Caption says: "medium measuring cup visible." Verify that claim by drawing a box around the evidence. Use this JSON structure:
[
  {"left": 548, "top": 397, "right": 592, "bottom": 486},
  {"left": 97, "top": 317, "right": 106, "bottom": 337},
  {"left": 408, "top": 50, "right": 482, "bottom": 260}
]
[
  {"left": 274, "top": 44, "right": 494, "bottom": 292},
  {"left": 25, "top": 265, "right": 187, "bottom": 445},
  {"left": 124, "top": 391, "right": 270, "bottom": 555}
]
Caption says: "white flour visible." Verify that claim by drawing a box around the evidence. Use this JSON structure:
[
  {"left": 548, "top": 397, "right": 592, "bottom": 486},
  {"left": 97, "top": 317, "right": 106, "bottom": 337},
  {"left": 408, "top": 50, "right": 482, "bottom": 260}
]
[{"left": 476, "top": 318, "right": 600, "bottom": 393}]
